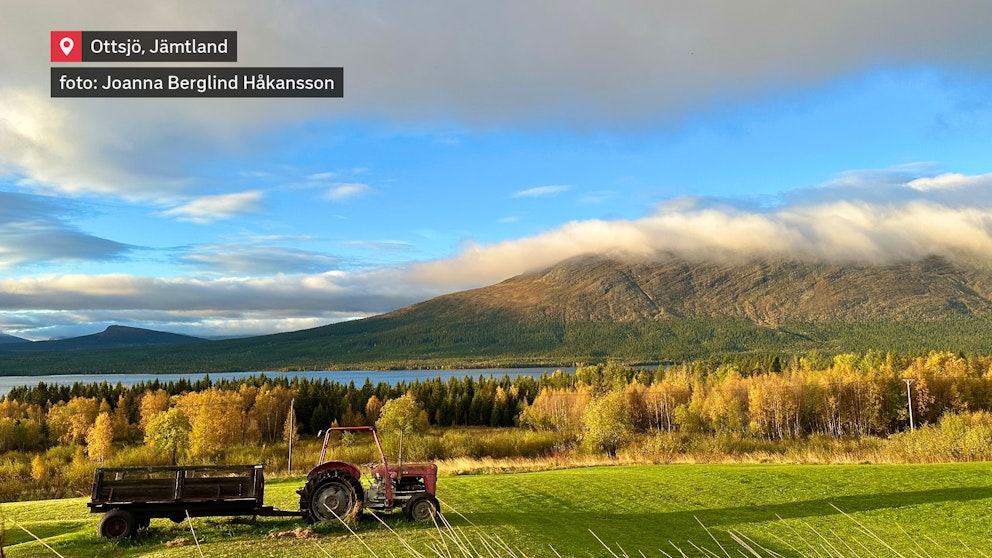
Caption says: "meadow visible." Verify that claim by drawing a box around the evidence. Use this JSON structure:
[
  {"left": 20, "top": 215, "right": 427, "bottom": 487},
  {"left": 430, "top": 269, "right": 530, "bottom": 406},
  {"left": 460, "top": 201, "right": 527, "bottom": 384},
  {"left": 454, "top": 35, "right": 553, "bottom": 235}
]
[{"left": 4, "top": 462, "right": 992, "bottom": 557}]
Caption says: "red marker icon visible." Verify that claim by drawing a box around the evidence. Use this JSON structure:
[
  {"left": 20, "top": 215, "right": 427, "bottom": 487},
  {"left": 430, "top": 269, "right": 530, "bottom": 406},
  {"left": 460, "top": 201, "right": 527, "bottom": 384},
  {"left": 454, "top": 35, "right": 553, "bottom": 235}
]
[{"left": 51, "top": 31, "right": 82, "bottom": 62}]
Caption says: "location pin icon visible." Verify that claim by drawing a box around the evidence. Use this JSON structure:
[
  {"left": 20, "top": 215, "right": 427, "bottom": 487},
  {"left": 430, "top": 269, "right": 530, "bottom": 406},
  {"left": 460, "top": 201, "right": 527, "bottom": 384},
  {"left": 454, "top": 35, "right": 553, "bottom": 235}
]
[{"left": 51, "top": 31, "right": 81, "bottom": 62}]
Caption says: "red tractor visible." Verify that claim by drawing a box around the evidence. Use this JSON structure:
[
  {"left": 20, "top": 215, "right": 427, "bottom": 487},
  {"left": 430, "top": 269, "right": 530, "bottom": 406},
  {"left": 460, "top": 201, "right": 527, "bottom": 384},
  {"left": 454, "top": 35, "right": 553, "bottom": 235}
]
[{"left": 297, "top": 425, "right": 440, "bottom": 523}]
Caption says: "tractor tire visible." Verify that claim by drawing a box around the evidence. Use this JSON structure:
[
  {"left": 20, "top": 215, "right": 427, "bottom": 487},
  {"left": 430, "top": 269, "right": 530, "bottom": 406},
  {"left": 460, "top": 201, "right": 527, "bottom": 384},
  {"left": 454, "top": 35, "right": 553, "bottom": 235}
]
[
  {"left": 98, "top": 509, "right": 137, "bottom": 539},
  {"left": 299, "top": 469, "right": 365, "bottom": 524},
  {"left": 403, "top": 494, "right": 440, "bottom": 522}
]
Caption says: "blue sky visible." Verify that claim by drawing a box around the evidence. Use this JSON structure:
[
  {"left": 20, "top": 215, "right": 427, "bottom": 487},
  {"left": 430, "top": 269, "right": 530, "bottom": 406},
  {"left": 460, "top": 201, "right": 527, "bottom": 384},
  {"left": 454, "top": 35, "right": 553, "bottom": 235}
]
[{"left": 3, "top": 1, "right": 992, "bottom": 339}]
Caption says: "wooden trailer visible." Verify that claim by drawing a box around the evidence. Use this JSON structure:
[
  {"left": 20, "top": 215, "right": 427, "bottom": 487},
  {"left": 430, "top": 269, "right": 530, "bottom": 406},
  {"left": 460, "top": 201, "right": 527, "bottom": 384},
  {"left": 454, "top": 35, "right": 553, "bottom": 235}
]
[{"left": 88, "top": 464, "right": 300, "bottom": 538}]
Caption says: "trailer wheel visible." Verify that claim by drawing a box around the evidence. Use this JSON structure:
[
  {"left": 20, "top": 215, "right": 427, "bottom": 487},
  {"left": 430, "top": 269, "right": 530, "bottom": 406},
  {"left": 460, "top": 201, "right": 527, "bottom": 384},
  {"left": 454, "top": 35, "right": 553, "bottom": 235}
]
[
  {"left": 299, "top": 470, "right": 364, "bottom": 524},
  {"left": 404, "top": 494, "right": 439, "bottom": 522},
  {"left": 98, "top": 509, "right": 137, "bottom": 539}
]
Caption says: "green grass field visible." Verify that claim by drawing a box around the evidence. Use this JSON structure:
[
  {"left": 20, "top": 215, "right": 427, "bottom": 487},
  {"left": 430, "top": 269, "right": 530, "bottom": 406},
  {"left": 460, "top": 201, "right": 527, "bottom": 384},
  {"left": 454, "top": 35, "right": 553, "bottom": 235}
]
[{"left": 4, "top": 462, "right": 992, "bottom": 557}]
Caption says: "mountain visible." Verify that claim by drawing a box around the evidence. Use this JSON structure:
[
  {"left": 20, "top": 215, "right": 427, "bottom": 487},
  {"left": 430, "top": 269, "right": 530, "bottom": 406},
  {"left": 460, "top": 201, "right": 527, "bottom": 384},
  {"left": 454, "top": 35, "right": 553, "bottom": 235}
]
[
  {"left": 4, "top": 255, "right": 992, "bottom": 374},
  {"left": 395, "top": 254, "right": 992, "bottom": 325},
  {"left": 0, "top": 333, "right": 29, "bottom": 345},
  {"left": 0, "top": 325, "right": 206, "bottom": 353}
]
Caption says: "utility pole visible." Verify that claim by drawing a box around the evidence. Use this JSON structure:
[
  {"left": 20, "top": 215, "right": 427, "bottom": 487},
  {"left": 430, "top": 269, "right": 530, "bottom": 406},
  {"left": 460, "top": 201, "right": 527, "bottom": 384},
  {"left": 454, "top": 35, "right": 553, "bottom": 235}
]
[
  {"left": 288, "top": 398, "right": 295, "bottom": 474},
  {"left": 903, "top": 379, "right": 915, "bottom": 431}
]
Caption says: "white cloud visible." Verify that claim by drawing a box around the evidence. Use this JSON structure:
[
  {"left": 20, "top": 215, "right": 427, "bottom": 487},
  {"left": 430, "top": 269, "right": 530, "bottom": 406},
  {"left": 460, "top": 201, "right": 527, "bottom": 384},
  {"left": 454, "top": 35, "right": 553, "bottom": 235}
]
[
  {"left": 326, "top": 183, "right": 374, "bottom": 201},
  {"left": 407, "top": 171, "right": 992, "bottom": 289},
  {"left": 906, "top": 172, "right": 992, "bottom": 192},
  {"left": 512, "top": 185, "right": 571, "bottom": 198},
  {"left": 6, "top": 1, "right": 992, "bottom": 200},
  {"left": 162, "top": 191, "right": 264, "bottom": 223}
]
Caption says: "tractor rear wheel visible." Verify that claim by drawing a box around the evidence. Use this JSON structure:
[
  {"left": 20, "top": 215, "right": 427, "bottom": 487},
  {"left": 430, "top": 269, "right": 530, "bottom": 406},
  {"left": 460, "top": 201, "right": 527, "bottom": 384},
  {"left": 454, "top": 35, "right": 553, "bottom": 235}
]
[
  {"left": 299, "top": 470, "right": 364, "bottom": 524},
  {"left": 404, "top": 494, "right": 440, "bottom": 522}
]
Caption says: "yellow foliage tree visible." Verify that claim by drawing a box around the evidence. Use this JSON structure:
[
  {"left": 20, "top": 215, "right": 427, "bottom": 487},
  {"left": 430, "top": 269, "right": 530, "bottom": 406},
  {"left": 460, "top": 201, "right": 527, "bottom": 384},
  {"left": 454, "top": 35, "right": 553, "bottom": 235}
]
[
  {"left": 86, "top": 412, "right": 114, "bottom": 462},
  {"left": 139, "top": 389, "right": 170, "bottom": 430}
]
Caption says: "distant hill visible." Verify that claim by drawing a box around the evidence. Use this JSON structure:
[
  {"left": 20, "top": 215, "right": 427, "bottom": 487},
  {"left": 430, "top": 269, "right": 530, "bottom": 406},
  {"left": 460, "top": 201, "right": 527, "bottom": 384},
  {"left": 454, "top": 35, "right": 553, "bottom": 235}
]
[
  {"left": 4, "top": 255, "right": 992, "bottom": 375},
  {"left": 0, "top": 325, "right": 205, "bottom": 353},
  {"left": 0, "top": 333, "right": 29, "bottom": 345}
]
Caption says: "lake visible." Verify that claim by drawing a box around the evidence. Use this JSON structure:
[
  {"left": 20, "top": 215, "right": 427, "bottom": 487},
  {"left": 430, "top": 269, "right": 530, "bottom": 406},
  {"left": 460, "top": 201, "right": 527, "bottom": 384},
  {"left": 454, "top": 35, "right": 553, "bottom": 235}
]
[{"left": 0, "top": 367, "right": 576, "bottom": 395}]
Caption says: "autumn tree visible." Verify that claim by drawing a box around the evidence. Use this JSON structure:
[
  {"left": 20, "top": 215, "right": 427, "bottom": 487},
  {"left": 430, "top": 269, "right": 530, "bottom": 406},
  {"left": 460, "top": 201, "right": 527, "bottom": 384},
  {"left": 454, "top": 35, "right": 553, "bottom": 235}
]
[
  {"left": 583, "top": 391, "right": 632, "bottom": 457},
  {"left": 145, "top": 408, "right": 191, "bottom": 465},
  {"left": 138, "top": 389, "right": 170, "bottom": 430},
  {"left": 250, "top": 385, "right": 295, "bottom": 443},
  {"left": 365, "top": 395, "right": 384, "bottom": 424},
  {"left": 376, "top": 393, "right": 429, "bottom": 462},
  {"left": 86, "top": 412, "right": 114, "bottom": 462},
  {"left": 177, "top": 388, "right": 242, "bottom": 461},
  {"left": 519, "top": 386, "right": 590, "bottom": 432},
  {"left": 47, "top": 397, "right": 101, "bottom": 445}
]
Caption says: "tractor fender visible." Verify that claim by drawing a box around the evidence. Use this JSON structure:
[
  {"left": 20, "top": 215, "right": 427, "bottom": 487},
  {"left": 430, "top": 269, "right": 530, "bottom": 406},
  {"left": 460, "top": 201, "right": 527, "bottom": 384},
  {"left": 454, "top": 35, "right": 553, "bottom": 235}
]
[{"left": 306, "top": 460, "right": 361, "bottom": 481}]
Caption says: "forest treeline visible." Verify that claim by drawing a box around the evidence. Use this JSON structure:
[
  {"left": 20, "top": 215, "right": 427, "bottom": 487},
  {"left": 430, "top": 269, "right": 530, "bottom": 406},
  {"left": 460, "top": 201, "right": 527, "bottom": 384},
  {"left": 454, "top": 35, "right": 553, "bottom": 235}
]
[{"left": 2, "top": 350, "right": 992, "bottom": 457}]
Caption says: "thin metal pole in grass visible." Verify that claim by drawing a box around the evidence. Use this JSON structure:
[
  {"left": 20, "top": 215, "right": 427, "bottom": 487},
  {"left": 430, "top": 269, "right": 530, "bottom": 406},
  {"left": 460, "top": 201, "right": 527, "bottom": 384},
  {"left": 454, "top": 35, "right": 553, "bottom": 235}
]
[
  {"left": 446, "top": 524, "right": 479, "bottom": 557},
  {"left": 426, "top": 513, "right": 457, "bottom": 557},
  {"left": 775, "top": 514, "right": 824, "bottom": 558},
  {"left": 432, "top": 500, "right": 498, "bottom": 558},
  {"left": 799, "top": 523, "right": 843, "bottom": 558},
  {"left": 433, "top": 512, "right": 477, "bottom": 558},
  {"left": 312, "top": 539, "right": 334, "bottom": 557},
  {"left": 667, "top": 541, "right": 691, "bottom": 558},
  {"left": 852, "top": 536, "right": 880, "bottom": 558},
  {"left": 487, "top": 531, "right": 526, "bottom": 558},
  {"left": 895, "top": 524, "right": 931, "bottom": 558},
  {"left": 957, "top": 538, "right": 991, "bottom": 558},
  {"left": 828, "top": 504, "right": 907, "bottom": 558},
  {"left": 367, "top": 510, "right": 427, "bottom": 558},
  {"left": 695, "top": 516, "right": 732, "bottom": 558},
  {"left": 11, "top": 521, "right": 65, "bottom": 558},
  {"left": 921, "top": 534, "right": 945, "bottom": 554},
  {"left": 687, "top": 540, "right": 722, "bottom": 558},
  {"left": 726, "top": 530, "right": 769, "bottom": 558},
  {"left": 765, "top": 532, "right": 813, "bottom": 558},
  {"left": 729, "top": 530, "right": 786, "bottom": 558},
  {"left": 327, "top": 507, "right": 380, "bottom": 558},
  {"left": 185, "top": 510, "right": 205, "bottom": 558},
  {"left": 828, "top": 529, "right": 863, "bottom": 558},
  {"left": 443, "top": 519, "right": 481, "bottom": 557},
  {"left": 588, "top": 529, "right": 621, "bottom": 558},
  {"left": 430, "top": 511, "right": 470, "bottom": 558}
]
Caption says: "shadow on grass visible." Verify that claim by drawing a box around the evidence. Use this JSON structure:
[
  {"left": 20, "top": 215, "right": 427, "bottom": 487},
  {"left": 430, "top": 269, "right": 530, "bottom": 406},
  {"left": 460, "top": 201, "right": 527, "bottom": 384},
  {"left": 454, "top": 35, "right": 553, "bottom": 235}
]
[
  {"left": 459, "top": 483, "right": 992, "bottom": 529},
  {"left": 5, "top": 520, "right": 89, "bottom": 547}
]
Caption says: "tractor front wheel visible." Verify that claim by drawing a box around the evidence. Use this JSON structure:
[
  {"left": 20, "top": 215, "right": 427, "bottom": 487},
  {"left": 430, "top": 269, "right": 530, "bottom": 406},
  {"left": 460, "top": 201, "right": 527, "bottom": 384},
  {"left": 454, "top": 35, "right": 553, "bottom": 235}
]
[
  {"left": 404, "top": 494, "right": 440, "bottom": 522},
  {"left": 299, "top": 470, "right": 364, "bottom": 524}
]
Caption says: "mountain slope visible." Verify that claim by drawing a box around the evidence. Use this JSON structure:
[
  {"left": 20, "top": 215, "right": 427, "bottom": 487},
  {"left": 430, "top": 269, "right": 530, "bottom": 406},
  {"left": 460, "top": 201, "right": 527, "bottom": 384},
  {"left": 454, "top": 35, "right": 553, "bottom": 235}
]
[
  {"left": 393, "top": 254, "right": 992, "bottom": 324},
  {"left": 0, "top": 333, "right": 29, "bottom": 345},
  {"left": 0, "top": 325, "right": 206, "bottom": 353},
  {"left": 4, "top": 255, "right": 992, "bottom": 374}
]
